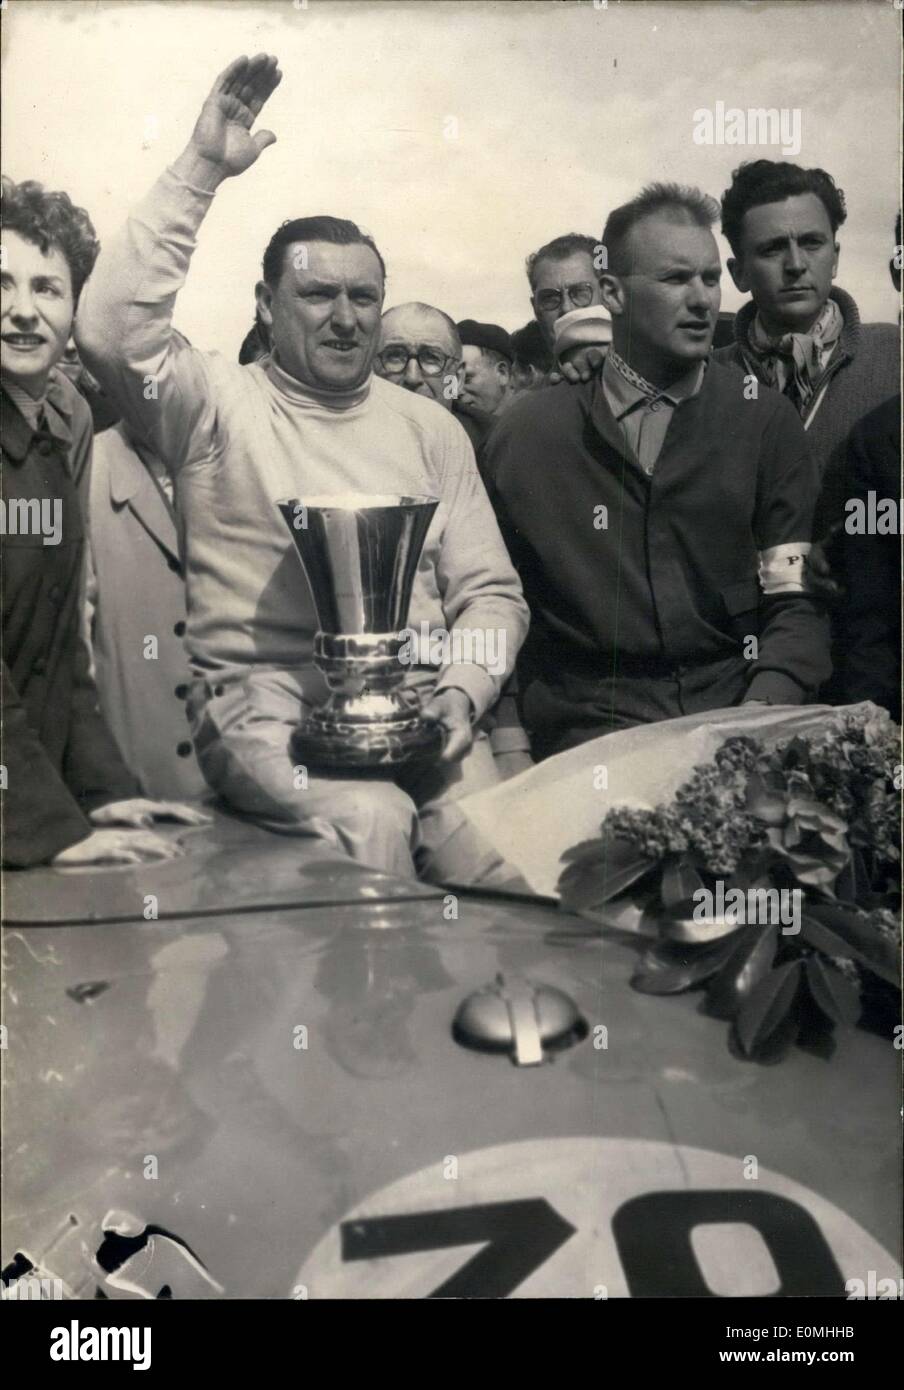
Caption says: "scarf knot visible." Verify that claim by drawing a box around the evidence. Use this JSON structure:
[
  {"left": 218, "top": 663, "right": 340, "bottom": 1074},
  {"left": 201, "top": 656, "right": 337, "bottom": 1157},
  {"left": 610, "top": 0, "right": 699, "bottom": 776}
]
[{"left": 744, "top": 298, "right": 844, "bottom": 414}]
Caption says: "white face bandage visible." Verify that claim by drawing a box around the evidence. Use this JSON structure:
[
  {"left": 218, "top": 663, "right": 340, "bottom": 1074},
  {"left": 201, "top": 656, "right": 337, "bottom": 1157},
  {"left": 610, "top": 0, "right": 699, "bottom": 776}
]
[{"left": 757, "top": 541, "right": 811, "bottom": 595}]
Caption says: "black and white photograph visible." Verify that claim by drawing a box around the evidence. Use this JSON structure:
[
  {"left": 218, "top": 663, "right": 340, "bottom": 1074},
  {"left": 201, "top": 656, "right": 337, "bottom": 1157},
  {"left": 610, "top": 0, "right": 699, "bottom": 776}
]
[{"left": 1, "top": 0, "right": 901, "bottom": 1359}]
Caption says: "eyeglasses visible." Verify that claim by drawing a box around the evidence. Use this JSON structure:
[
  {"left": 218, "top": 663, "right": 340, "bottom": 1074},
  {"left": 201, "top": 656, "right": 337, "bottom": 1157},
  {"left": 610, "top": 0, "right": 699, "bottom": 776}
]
[
  {"left": 534, "top": 281, "right": 598, "bottom": 313},
  {"left": 377, "top": 346, "right": 455, "bottom": 377}
]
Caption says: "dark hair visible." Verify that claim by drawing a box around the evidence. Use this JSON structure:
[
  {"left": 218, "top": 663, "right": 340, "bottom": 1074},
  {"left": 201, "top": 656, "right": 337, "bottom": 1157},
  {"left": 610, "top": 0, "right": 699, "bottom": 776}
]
[
  {"left": 602, "top": 183, "right": 719, "bottom": 275},
  {"left": 510, "top": 320, "right": 553, "bottom": 374},
  {"left": 721, "top": 160, "right": 847, "bottom": 257},
  {"left": 1, "top": 176, "right": 99, "bottom": 301},
  {"left": 262, "top": 215, "right": 386, "bottom": 287},
  {"left": 238, "top": 310, "right": 271, "bottom": 365},
  {"left": 526, "top": 233, "right": 599, "bottom": 289}
]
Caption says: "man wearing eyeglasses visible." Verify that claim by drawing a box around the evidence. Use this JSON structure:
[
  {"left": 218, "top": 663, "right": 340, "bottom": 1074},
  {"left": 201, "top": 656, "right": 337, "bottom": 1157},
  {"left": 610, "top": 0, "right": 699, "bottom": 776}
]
[
  {"left": 374, "top": 302, "right": 463, "bottom": 409},
  {"left": 375, "top": 304, "right": 534, "bottom": 779},
  {"left": 527, "top": 233, "right": 608, "bottom": 351}
]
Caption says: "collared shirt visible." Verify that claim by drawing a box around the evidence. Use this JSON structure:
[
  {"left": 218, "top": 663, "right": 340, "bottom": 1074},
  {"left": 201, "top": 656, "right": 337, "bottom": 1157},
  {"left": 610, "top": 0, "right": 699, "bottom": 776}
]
[
  {"left": 482, "top": 357, "right": 830, "bottom": 730},
  {"left": 715, "top": 286, "right": 901, "bottom": 539},
  {"left": 76, "top": 167, "right": 528, "bottom": 722},
  {"left": 3, "top": 380, "right": 47, "bottom": 430},
  {"left": 602, "top": 350, "right": 706, "bottom": 474}
]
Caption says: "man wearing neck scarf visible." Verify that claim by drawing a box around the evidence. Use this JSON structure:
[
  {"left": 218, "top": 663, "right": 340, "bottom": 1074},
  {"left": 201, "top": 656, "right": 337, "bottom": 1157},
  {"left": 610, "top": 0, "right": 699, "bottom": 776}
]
[
  {"left": 744, "top": 296, "right": 844, "bottom": 414},
  {"left": 77, "top": 55, "right": 528, "bottom": 884},
  {"left": 715, "top": 160, "right": 899, "bottom": 549}
]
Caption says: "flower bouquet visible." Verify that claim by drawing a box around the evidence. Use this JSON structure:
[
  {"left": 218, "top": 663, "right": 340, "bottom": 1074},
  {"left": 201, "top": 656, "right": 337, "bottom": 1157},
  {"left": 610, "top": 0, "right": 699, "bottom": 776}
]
[{"left": 557, "top": 707, "right": 901, "bottom": 1061}]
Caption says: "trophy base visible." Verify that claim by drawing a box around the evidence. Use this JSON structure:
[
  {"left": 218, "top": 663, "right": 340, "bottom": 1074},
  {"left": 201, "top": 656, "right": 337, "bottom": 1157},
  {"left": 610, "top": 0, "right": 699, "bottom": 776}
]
[{"left": 292, "top": 713, "right": 445, "bottom": 772}]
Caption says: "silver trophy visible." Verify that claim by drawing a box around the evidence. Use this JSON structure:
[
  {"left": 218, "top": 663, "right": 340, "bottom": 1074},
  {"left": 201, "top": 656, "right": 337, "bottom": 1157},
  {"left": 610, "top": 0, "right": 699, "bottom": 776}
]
[{"left": 276, "top": 493, "right": 445, "bottom": 770}]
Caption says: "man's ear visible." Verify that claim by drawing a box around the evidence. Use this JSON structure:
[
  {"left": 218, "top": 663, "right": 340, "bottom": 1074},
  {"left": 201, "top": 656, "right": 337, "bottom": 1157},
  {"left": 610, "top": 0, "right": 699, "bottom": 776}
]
[
  {"left": 255, "top": 279, "right": 274, "bottom": 328},
  {"left": 726, "top": 256, "right": 748, "bottom": 293},
  {"left": 599, "top": 272, "right": 625, "bottom": 319},
  {"left": 832, "top": 241, "right": 840, "bottom": 280},
  {"left": 498, "top": 360, "right": 512, "bottom": 386}
]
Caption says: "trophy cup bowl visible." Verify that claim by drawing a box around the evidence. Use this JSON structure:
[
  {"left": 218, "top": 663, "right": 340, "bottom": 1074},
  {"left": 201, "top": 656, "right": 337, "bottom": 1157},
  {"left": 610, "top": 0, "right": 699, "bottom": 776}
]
[{"left": 276, "top": 493, "right": 445, "bottom": 771}]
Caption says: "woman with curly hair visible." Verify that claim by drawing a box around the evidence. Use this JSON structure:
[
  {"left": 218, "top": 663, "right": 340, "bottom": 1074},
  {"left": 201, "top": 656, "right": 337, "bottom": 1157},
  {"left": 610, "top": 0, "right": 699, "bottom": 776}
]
[{"left": 1, "top": 177, "right": 208, "bottom": 866}]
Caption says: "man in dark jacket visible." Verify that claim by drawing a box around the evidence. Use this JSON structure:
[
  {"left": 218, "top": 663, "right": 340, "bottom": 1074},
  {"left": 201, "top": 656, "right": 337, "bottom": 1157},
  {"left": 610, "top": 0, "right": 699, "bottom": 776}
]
[
  {"left": 716, "top": 159, "right": 899, "bottom": 544},
  {"left": 839, "top": 219, "right": 902, "bottom": 719},
  {"left": 483, "top": 183, "right": 830, "bottom": 759},
  {"left": 1, "top": 176, "right": 208, "bottom": 867},
  {"left": 715, "top": 162, "right": 900, "bottom": 705},
  {"left": 840, "top": 397, "right": 901, "bottom": 720}
]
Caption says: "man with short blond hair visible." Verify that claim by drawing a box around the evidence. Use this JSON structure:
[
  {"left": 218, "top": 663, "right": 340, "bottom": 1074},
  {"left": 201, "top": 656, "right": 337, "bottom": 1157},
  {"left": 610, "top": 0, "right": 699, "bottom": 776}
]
[{"left": 485, "top": 182, "right": 830, "bottom": 759}]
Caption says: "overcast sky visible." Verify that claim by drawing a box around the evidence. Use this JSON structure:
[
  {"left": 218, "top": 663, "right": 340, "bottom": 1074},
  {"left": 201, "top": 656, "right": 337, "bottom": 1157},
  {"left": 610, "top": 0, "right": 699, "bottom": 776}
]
[{"left": 3, "top": 0, "right": 900, "bottom": 357}]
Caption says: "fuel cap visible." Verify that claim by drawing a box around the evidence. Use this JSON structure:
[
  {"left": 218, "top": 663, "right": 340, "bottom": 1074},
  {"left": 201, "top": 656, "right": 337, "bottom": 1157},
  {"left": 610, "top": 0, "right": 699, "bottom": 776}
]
[{"left": 453, "top": 973, "right": 587, "bottom": 1066}]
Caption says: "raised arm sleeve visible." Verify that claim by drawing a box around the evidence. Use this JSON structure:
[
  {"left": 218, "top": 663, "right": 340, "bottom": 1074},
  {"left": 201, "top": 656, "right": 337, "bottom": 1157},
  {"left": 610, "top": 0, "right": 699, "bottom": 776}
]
[{"left": 75, "top": 167, "right": 220, "bottom": 470}]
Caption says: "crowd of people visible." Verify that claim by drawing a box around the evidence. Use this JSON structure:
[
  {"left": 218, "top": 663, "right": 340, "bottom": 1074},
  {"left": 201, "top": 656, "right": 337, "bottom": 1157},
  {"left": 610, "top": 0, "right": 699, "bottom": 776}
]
[{"left": 2, "top": 53, "right": 900, "bottom": 883}]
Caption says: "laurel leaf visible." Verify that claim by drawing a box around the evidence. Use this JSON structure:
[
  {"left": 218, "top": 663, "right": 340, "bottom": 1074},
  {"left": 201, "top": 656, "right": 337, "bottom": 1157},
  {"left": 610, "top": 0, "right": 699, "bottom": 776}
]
[
  {"left": 804, "top": 956, "right": 862, "bottom": 1027},
  {"left": 736, "top": 960, "right": 802, "bottom": 1055}
]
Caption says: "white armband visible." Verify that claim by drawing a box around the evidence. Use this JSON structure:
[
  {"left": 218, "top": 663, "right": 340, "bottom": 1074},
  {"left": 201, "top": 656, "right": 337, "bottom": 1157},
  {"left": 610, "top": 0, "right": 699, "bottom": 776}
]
[{"left": 758, "top": 542, "right": 811, "bottom": 595}]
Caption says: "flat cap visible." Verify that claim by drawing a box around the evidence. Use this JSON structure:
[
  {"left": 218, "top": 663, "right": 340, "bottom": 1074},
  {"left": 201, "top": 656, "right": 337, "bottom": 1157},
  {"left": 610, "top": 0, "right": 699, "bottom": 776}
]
[{"left": 456, "top": 319, "right": 514, "bottom": 362}]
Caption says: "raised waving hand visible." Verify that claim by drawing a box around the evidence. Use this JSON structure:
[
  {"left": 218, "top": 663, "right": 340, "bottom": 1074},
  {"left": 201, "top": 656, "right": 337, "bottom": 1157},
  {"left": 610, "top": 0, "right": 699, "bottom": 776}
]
[{"left": 184, "top": 53, "right": 282, "bottom": 182}]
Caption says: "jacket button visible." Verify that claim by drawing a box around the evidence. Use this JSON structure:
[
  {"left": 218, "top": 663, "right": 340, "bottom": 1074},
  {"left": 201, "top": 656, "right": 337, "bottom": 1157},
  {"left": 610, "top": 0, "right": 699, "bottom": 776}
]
[
  {"left": 36, "top": 438, "right": 54, "bottom": 457},
  {"left": 33, "top": 656, "right": 47, "bottom": 675},
  {"left": 175, "top": 683, "right": 188, "bottom": 699},
  {"left": 48, "top": 585, "right": 63, "bottom": 604},
  {"left": 214, "top": 684, "right": 225, "bottom": 697},
  {"left": 174, "top": 621, "right": 186, "bottom": 637},
  {"left": 177, "top": 741, "right": 193, "bottom": 757}
]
